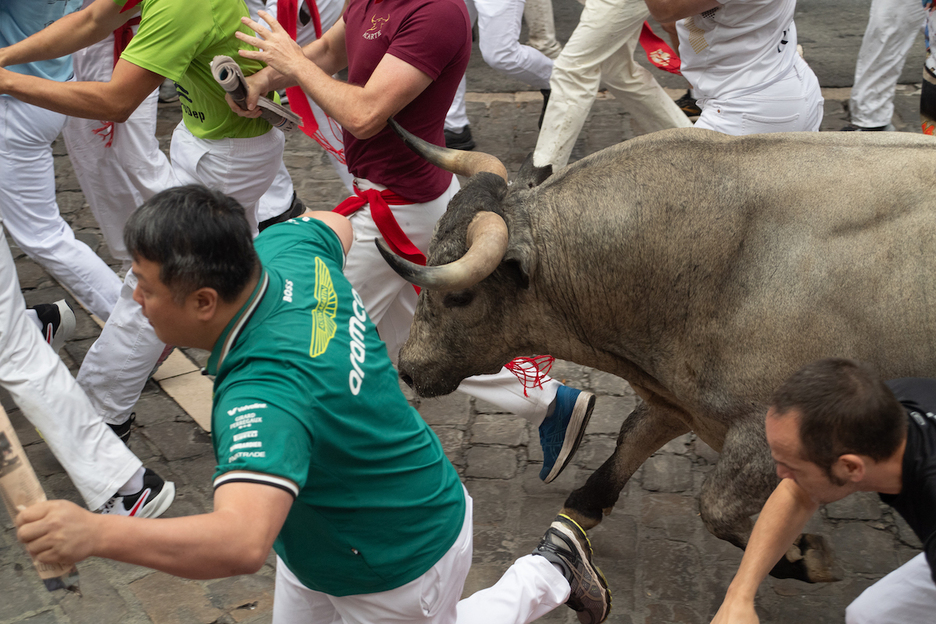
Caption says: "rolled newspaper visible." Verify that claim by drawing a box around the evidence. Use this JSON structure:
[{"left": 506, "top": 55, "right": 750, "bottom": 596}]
[
  {"left": 211, "top": 55, "right": 302, "bottom": 133},
  {"left": 0, "top": 405, "right": 80, "bottom": 593}
]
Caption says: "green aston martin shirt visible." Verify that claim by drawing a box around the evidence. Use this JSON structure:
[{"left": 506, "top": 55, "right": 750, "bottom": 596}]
[
  {"left": 112, "top": 0, "right": 271, "bottom": 139},
  {"left": 206, "top": 217, "right": 465, "bottom": 596}
]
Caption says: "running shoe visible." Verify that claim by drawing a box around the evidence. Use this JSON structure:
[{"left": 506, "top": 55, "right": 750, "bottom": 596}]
[
  {"left": 841, "top": 123, "right": 894, "bottom": 131},
  {"left": 444, "top": 125, "right": 476, "bottom": 151},
  {"left": 674, "top": 89, "right": 701, "bottom": 117},
  {"left": 99, "top": 469, "right": 176, "bottom": 518},
  {"left": 539, "top": 386, "right": 595, "bottom": 483},
  {"left": 533, "top": 514, "right": 611, "bottom": 624},
  {"left": 108, "top": 413, "right": 135, "bottom": 445},
  {"left": 31, "top": 299, "right": 76, "bottom": 354}
]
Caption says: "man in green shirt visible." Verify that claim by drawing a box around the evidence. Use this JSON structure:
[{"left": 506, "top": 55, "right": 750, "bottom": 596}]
[
  {"left": 15, "top": 185, "right": 612, "bottom": 624},
  {"left": 0, "top": 0, "right": 287, "bottom": 492}
]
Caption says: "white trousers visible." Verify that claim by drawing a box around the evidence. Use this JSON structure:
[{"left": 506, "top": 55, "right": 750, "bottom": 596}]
[
  {"left": 533, "top": 0, "right": 692, "bottom": 170},
  {"left": 0, "top": 95, "right": 122, "bottom": 320},
  {"left": 65, "top": 36, "right": 176, "bottom": 271},
  {"left": 445, "top": 0, "right": 553, "bottom": 131},
  {"left": 345, "top": 177, "right": 559, "bottom": 423},
  {"left": 0, "top": 223, "right": 140, "bottom": 510},
  {"left": 695, "top": 56, "right": 824, "bottom": 135},
  {"left": 76, "top": 123, "right": 284, "bottom": 425},
  {"left": 272, "top": 491, "right": 569, "bottom": 624},
  {"left": 849, "top": 0, "right": 927, "bottom": 128},
  {"left": 845, "top": 553, "right": 936, "bottom": 624}
]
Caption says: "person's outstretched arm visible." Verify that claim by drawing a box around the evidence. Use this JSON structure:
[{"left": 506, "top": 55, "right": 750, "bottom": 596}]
[{"left": 710, "top": 479, "right": 819, "bottom": 624}]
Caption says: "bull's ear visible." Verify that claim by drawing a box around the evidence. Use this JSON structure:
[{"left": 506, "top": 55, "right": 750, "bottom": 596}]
[
  {"left": 502, "top": 215, "right": 536, "bottom": 289},
  {"left": 514, "top": 153, "right": 552, "bottom": 189}
]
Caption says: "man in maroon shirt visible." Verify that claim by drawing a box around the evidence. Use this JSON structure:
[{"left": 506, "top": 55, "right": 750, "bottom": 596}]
[{"left": 232, "top": 0, "right": 597, "bottom": 487}]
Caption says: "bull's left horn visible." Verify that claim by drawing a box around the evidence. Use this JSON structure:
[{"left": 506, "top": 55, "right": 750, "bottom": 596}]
[
  {"left": 376, "top": 212, "right": 509, "bottom": 291},
  {"left": 387, "top": 118, "right": 508, "bottom": 181}
]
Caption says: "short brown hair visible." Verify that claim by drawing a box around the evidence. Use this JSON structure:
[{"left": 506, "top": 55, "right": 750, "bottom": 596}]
[{"left": 770, "top": 358, "right": 907, "bottom": 478}]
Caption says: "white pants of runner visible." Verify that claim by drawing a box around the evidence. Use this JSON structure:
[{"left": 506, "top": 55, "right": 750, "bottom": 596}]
[
  {"left": 445, "top": 0, "right": 553, "bottom": 132},
  {"left": 75, "top": 122, "right": 284, "bottom": 425},
  {"left": 65, "top": 34, "right": 175, "bottom": 271},
  {"left": 694, "top": 56, "right": 824, "bottom": 135},
  {"left": 849, "top": 0, "right": 927, "bottom": 129},
  {"left": 532, "top": 0, "right": 692, "bottom": 171},
  {"left": 0, "top": 94, "right": 122, "bottom": 320},
  {"left": 272, "top": 490, "right": 569, "bottom": 624},
  {"left": 845, "top": 553, "right": 936, "bottom": 624},
  {"left": 345, "top": 176, "right": 560, "bottom": 423},
  {"left": 0, "top": 224, "right": 140, "bottom": 510}
]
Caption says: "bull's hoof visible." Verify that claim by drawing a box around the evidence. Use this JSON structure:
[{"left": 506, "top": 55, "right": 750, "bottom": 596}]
[
  {"left": 560, "top": 507, "right": 603, "bottom": 531},
  {"left": 768, "top": 534, "right": 841, "bottom": 583}
]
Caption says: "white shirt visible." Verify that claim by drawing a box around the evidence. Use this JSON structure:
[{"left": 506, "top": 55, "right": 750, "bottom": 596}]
[{"left": 676, "top": 0, "right": 799, "bottom": 100}]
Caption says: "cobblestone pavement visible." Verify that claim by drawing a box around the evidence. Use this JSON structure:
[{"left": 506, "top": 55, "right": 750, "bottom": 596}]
[{"left": 1, "top": 69, "right": 929, "bottom": 624}]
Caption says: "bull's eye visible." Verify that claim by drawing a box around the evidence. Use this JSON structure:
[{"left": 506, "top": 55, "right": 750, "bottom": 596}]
[{"left": 443, "top": 290, "right": 475, "bottom": 308}]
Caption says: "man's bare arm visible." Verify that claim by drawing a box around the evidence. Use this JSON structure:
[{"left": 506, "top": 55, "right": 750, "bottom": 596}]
[
  {"left": 0, "top": 0, "right": 134, "bottom": 68},
  {"left": 0, "top": 59, "right": 164, "bottom": 122},
  {"left": 236, "top": 12, "right": 430, "bottom": 139},
  {"left": 710, "top": 479, "right": 819, "bottom": 624},
  {"left": 644, "top": 0, "right": 723, "bottom": 23},
  {"left": 17, "top": 482, "right": 293, "bottom": 579}
]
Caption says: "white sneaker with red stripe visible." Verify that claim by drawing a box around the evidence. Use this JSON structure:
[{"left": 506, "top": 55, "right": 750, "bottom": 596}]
[
  {"left": 98, "top": 469, "right": 175, "bottom": 518},
  {"left": 31, "top": 299, "right": 76, "bottom": 354}
]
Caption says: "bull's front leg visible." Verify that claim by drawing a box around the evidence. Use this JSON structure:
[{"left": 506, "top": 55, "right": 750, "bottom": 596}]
[
  {"left": 700, "top": 417, "right": 841, "bottom": 583},
  {"left": 562, "top": 397, "right": 690, "bottom": 530}
]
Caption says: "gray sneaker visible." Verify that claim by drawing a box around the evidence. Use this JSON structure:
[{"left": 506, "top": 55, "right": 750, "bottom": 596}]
[{"left": 533, "top": 514, "right": 611, "bottom": 624}]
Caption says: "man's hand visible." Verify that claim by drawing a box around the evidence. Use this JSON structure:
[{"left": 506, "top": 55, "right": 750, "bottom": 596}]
[
  {"left": 16, "top": 501, "right": 100, "bottom": 565},
  {"left": 236, "top": 11, "right": 308, "bottom": 83},
  {"left": 710, "top": 596, "right": 760, "bottom": 624}
]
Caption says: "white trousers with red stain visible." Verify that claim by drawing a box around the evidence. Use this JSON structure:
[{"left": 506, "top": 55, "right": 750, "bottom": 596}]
[
  {"left": 271, "top": 490, "right": 570, "bottom": 624},
  {"left": 343, "top": 176, "right": 560, "bottom": 423},
  {"left": 76, "top": 123, "right": 284, "bottom": 426},
  {"left": 0, "top": 94, "right": 122, "bottom": 320},
  {"left": 0, "top": 225, "right": 140, "bottom": 510},
  {"left": 65, "top": 33, "right": 176, "bottom": 271}
]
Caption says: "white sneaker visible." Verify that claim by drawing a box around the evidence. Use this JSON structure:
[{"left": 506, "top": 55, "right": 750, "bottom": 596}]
[{"left": 99, "top": 469, "right": 176, "bottom": 518}]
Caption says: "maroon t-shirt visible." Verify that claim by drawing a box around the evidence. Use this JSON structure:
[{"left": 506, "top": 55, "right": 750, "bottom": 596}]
[{"left": 342, "top": 0, "right": 470, "bottom": 202}]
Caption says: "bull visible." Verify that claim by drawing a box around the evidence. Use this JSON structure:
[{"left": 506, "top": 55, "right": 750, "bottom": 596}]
[{"left": 377, "top": 122, "right": 936, "bottom": 582}]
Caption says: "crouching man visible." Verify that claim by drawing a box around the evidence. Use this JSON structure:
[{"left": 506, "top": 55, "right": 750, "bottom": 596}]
[{"left": 15, "top": 186, "right": 611, "bottom": 624}]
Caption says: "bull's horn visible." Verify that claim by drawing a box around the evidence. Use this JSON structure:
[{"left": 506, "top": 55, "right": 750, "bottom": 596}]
[
  {"left": 376, "top": 211, "right": 509, "bottom": 291},
  {"left": 387, "top": 118, "right": 507, "bottom": 181}
]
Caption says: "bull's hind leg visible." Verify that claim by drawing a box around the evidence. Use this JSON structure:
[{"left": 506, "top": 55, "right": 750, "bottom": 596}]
[
  {"left": 700, "top": 417, "right": 840, "bottom": 583},
  {"left": 562, "top": 397, "right": 690, "bottom": 530}
]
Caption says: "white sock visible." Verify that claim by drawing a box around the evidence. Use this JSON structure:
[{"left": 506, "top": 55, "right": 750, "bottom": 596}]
[{"left": 117, "top": 466, "right": 146, "bottom": 495}]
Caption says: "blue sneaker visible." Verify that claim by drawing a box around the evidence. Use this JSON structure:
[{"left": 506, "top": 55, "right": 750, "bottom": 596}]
[{"left": 539, "top": 386, "right": 595, "bottom": 483}]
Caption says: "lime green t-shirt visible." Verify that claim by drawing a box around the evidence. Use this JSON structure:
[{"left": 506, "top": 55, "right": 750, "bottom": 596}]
[
  {"left": 207, "top": 218, "right": 466, "bottom": 596},
  {"left": 113, "top": 0, "right": 270, "bottom": 139}
]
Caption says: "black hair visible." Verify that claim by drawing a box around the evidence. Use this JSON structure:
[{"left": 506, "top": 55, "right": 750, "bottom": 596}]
[
  {"left": 123, "top": 185, "right": 258, "bottom": 303},
  {"left": 771, "top": 358, "right": 907, "bottom": 478}
]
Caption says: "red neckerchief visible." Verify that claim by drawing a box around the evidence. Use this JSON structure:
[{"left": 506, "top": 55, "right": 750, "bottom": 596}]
[
  {"left": 638, "top": 21, "right": 682, "bottom": 75},
  {"left": 278, "top": 0, "right": 322, "bottom": 140},
  {"left": 119, "top": 0, "right": 142, "bottom": 13}
]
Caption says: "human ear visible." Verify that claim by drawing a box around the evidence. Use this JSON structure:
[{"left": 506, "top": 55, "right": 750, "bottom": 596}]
[
  {"left": 193, "top": 288, "right": 219, "bottom": 321},
  {"left": 836, "top": 454, "right": 866, "bottom": 483}
]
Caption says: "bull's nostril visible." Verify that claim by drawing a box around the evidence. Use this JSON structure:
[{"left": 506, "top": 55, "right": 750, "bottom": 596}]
[{"left": 400, "top": 373, "right": 414, "bottom": 388}]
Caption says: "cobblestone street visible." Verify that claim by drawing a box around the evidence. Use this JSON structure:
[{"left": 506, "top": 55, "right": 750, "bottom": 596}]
[{"left": 1, "top": 6, "right": 931, "bottom": 620}]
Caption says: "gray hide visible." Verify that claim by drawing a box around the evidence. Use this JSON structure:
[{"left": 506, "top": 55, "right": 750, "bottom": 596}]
[{"left": 389, "top": 128, "right": 936, "bottom": 581}]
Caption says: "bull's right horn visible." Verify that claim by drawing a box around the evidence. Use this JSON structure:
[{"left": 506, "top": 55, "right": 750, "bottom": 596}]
[
  {"left": 387, "top": 118, "right": 508, "bottom": 181},
  {"left": 376, "top": 211, "right": 509, "bottom": 291}
]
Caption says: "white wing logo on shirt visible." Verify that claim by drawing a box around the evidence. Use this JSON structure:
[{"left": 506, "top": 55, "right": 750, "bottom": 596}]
[{"left": 309, "top": 257, "right": 337, "bottom": 358}]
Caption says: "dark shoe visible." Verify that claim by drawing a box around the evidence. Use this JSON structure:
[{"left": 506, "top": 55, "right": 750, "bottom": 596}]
[
  {"left": 258, "top": 192, "right": 307, "bottom": 232},
  {"left": 539, "top": 386, "right": 595, "bottom": 483},
  {"left": 534, "top": 514, "right": 611, "bottom": 624},
  {"left": 99, "top": 468, "right": 175, "bottom": 518},
  {"left": 674, "top": 89, "right": 701, "bottom": 117},
  {"left": 539, "top": 88, "right": 551, "bottom": 129},
  {"left": 31, "top": 299, "right": 76, "bottom": 354},
  {"left": 108, "top": 413, "right": 135, "bottom": 445},
  {"left": 444, "top": 125, "right": 475, "bottom": 151},
  {"left": 841, "top": 123, "right": 892, "bottom": 131}
]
